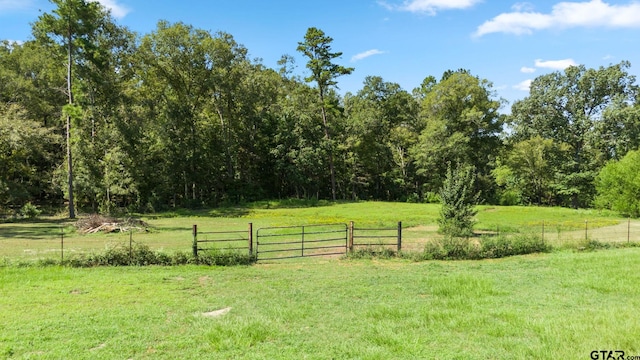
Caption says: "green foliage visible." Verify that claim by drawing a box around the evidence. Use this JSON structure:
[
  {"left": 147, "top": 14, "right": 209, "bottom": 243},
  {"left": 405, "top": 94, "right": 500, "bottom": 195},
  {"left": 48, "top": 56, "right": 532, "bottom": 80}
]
[
  {"left": 438, "top": 164, "right": 479, "bottom": 237},
  {"left": 420, "top": 233, "right": 550, "bottom": 260},
  {"left": 19, "top": 202, "right": 41, "bottom": 219},
  {"left": 595, "top": 150, "right": 640, "bottom": 217},
  {"left": 56, "top": 244, "right": 256, "bottom": 267},
  {"left": 411, "top": 70, "right": 503, "bottom": 196},
  {"left": 509, "top": 62, "right": 638, "bottom": 207},
  {"left": 345, "top": 246, "right": 397, "bottom": 259}
]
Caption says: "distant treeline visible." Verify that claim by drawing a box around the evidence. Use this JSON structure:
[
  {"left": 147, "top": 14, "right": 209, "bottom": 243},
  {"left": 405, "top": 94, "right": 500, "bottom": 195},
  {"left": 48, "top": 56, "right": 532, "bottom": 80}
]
[{"left": 1, "top": 0, "right": 638, "bottom": 215}]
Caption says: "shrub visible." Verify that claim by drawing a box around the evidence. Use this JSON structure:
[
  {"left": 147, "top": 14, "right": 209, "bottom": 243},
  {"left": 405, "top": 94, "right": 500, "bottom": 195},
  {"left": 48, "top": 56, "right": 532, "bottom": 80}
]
[
  {"left": 419, "top": 233, "right": 550, "bottom": 261},
  {"left": 345, "top": 246, "right": 397, "bottom": 259},
  {"left": 20, "top": 202, "right": 41, "bottom": 219},
  {"left": 438, "top": 164, "right": 479, "bottom": 237},
  {"left": 480, "top": 234, "right": 550, "bottom": 258}
]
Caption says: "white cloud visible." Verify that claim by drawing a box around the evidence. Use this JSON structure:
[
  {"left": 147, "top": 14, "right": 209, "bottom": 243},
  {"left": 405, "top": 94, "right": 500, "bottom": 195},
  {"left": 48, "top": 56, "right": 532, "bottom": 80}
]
[
  {"left": 520, "top": 66, "right": 536, "bottom": 73},
  {"left": 511, "top": 2, "right": 535, "bottom": 12},
  {"left": 351, "top": 49, "right": 386, "bottom": 62},
  {"left": 474, "top": 0, "right": 640, "bottom": 37},
  {"left": 534, "top": 58, "right": 578, "bottom": 69},
  {"left": 514, "top": 79, "right": 533, "bottom": 91},
  {"left": 380, "top": 0, "right": 481, "bottom": 15},
  {"left": 93, "top": 0, "right": 130, "bottom": 18}
]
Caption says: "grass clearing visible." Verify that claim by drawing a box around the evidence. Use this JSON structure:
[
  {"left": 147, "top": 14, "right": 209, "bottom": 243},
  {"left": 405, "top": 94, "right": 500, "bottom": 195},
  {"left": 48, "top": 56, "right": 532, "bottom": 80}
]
[
  {"left": 1, "top": 202, "right": 635, "bottom": 261},
  {"left": 2, "top": 249, "right": 640, "bottom": 359}
]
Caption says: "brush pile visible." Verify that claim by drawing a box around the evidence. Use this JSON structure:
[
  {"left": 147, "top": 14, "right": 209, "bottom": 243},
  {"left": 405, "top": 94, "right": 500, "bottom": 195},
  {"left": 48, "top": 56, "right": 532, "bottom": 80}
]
[{"left": 76, "top": 214, "right": 149, "bottom": 234}]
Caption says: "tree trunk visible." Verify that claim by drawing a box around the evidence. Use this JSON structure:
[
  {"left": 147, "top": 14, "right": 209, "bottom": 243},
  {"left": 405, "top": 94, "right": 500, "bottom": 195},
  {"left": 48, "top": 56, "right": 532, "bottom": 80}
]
[
  {"left": 319, "top": 93, "right": 336, "bottom": 201},
  {"left": 66, "top": 29, "right": 75, "bottom": 219}
]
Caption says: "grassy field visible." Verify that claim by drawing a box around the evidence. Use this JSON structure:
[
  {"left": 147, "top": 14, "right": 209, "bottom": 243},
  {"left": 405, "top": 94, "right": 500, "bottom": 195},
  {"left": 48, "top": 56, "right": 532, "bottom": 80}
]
[
  {"left": 2, "top": 249, "right": 640, "bottom": 359},
  {"left": 0, "top": 201, "right": 635, "bottom": 260},
  {"left": 2, "top": 202, "right": 640, "bottom": 359}
]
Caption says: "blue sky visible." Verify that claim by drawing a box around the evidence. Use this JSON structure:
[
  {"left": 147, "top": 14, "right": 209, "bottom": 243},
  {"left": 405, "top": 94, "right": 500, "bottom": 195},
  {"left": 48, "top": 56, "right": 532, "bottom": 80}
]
[{"left": 1, "top": 0, "right": 640, "bottom": 109}]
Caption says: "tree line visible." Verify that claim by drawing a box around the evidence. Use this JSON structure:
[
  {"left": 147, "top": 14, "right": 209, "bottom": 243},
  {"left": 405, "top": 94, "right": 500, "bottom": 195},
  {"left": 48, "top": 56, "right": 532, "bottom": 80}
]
[{"left": 1, "top": 0, "right": 639, "bottom": 217}]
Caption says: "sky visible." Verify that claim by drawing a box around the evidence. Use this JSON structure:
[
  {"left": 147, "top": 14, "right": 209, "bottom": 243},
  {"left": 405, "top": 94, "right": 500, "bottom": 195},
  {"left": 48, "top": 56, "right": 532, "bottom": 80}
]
[{"left": 1, "top": 0, "right": 640, "bottom": 110}]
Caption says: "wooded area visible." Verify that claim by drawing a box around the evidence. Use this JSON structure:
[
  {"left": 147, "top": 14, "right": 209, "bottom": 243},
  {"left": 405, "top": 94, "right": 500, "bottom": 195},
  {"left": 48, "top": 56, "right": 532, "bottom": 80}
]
[{"left": 1, "top": 0, "right": 639, "bottom": 217}]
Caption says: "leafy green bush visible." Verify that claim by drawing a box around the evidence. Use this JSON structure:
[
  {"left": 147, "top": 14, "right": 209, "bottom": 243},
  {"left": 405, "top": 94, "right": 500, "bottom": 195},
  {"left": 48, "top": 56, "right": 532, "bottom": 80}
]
[
  {"left": 480, "top": 234, "right": 550, "bottom": 258},
  {"left": 595, "top": 150, "right": 640, "bottom": 217},
  {"left": 345, "top": 246, "right": 397, "bottom": 259},
  {"left": 438, "top": 164, "right": 479, "bottom": 237},
  {"left": 419, "top": 233, "right": 550, "bottom": 261},
  {"left": 20, "top": 202, "right": 41, "bottom": 219}
]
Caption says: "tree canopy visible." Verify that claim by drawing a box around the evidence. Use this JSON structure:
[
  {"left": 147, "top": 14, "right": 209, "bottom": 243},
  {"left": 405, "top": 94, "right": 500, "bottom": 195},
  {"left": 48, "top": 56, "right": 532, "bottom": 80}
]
[{"left": 1, "top": 1, "right": 639, "bottom": 216}]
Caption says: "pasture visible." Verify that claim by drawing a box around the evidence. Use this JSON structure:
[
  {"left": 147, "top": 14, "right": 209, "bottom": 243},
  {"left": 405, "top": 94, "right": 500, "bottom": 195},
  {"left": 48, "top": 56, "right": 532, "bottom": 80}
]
[
  {"left": 2, "top": 202, "right": 640, "bottom": 359},
  {"left": 0, "top": 202, "right": 635, "bottom": 261},
  {"left": 2, "top": 250, "right": 640, "bottom": 359}
]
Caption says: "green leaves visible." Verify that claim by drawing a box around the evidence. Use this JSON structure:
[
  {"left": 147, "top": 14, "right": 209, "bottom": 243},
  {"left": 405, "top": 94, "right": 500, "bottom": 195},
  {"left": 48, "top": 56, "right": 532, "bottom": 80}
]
[
  {"left": 595, "top": 150, "right": 640, "bottom": 217},
  {"left": 438, "top": 163, "right": 479, "bottom": 237}
]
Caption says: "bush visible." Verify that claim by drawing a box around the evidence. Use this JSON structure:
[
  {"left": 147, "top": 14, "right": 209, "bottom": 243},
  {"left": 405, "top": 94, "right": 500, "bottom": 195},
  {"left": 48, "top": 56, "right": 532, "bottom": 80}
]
[
  {"left": 20, "top": 202, "right": 41, "bottom": 219},
  {"left": 345, "top": 246, "right": 397, "bottom": 259},
  {"left": 419, "top": 233, "right": 550, "bottom": 261},
  {"left": 480, "top": 234, "right": 550, "bottom": 258},
  {"left": 438, "top": 164, "right": 479, "bottom": 237}
]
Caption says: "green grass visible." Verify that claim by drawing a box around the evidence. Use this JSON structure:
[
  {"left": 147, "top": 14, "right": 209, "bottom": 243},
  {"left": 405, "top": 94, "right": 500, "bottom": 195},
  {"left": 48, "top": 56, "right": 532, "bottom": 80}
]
[
  {"left": 2, "top": 249, "right": 640, "bottom": 359},
  {"left": 0, "top": 201, "right": 636, "bottom": 260}
]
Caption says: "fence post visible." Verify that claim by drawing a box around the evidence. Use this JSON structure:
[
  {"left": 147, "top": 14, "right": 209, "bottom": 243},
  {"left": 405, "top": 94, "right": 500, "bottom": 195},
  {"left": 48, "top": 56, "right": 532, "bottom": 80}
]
[
  {"left": 60, "top": 226, "right": 64, "bottom": 263},
  {"left": 542, "top": 221, "right": 545, "bottom": 244},
  {"left": 349, "top": 221, "right": 354, "bottom": 252},
  {"left": 397, "top": 221, "right": 402, "bottom": 252},
  {"left": 129, "top": 230, "right": 133, "bottom": 261},
  {"left": 585, "top": 220, "right": 588, "bottom": 241},
  {"left": 192, "top": 224, "right": 198, "bottom": 257},
  {"left": 301, "top": 225, "right": 305, "bottom": 257},
  {"left": 248, "top": 223, "right": 253, "bottom": 255},
  {"left": 628, "top": 218, "right": 631, "bottom": 244}
]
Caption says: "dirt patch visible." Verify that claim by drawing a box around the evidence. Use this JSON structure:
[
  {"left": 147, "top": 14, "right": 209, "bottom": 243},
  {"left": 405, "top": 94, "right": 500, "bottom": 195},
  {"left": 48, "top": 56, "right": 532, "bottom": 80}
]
[{"left": 201, "top": 307, "right": 232, "bottom": 318}]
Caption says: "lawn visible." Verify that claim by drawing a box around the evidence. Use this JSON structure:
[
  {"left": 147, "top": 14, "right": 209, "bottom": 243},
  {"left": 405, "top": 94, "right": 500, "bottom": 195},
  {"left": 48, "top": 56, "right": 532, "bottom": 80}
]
[
  {"left": 1, "top": 249, "right": 640, "bottom": 359},
  {"left": 2, "top": 202, "right": 639, "bottom": 359},
  {"left": 0, "top": 201, "right": 634, "bottom": 260}
]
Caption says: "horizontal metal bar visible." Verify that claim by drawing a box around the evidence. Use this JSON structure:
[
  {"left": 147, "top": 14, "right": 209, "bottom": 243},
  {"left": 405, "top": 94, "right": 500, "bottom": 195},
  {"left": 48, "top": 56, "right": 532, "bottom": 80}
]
[
  {"left": 257, "top": 247, "right": 302, "bottom": 254},
  {"left": 258, "top": 240, "right": 303, "bottom": 246},
  {"left": 353, "top": 235, "right": 397, "bottom": 239},
  {"left": 303, "top": 230, "right": 347, "bottom": 235},
  {"left": 258, "top": 223, "right": 346, "bottom": 231},
  {"left": 198, "top": 230, "right": 247, "bottom": 234},
  {"left": 257, "top": 232, "right": 304, "bottom": 238},
  {"left": 303, "top": 237, "right": 348, "bottom": 244},
  {"left": 197, "top": 238, "right": 246, "bottom": 243},
  {"left": 354, "top": 228, "right": 397, "bottom": 231},
  {"left": 257, "top": 254, "right": 305, "bottom": 261},
  {"left": 301, "top": 252, "right": 346, "bottom": 258},
  {"left": 353, "top": 243, "right": 397, "bottom": 247},
  {"left": 198, "top": 247, "right": 247, "bottom": 251},
  {"left": 257, "top": 251, "right": 346, "bottom": 261},
  {"left": 303, "top": 244, "right": 347, "bottom": 251}
]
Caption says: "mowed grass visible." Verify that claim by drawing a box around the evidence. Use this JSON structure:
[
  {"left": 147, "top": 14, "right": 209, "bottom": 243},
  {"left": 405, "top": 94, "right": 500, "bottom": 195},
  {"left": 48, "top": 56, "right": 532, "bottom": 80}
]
[
  {"left": 2, "top": 249, "right": 640, "bottom": 359},
  {"left": 0, "top": 201, "right": 632, "bottom": 259}
]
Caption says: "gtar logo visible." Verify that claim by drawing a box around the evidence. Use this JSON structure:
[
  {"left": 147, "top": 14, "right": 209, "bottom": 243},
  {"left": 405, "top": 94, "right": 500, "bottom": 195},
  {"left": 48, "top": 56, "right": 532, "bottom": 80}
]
[{"left": 590, "top": 350, "right": 625, "bottom": 360}]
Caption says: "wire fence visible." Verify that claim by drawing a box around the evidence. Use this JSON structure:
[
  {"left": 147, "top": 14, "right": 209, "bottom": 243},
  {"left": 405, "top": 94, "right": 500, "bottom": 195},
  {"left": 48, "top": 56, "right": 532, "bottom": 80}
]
[{"left": 2, "top": 219, "right": 639, "bottom": 262}]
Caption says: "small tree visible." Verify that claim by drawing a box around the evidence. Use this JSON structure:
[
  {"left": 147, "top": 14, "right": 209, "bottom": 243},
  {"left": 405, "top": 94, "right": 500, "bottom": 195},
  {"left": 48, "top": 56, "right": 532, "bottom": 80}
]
[
  {"left": 438, "top": 163, "right": 479, "bottom": 237},
  {"left": 595, "top": 150, "right": 640, "bottom": 217}
]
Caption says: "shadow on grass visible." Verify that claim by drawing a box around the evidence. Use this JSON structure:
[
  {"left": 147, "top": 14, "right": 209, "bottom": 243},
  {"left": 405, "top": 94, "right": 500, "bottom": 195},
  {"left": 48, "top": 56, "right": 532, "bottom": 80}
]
[
  {"left": 144, "top": 199, "right": 345, "bottom": 219},
  {"left": 0, "top": 225, "right": 69, "bottom": 240}
]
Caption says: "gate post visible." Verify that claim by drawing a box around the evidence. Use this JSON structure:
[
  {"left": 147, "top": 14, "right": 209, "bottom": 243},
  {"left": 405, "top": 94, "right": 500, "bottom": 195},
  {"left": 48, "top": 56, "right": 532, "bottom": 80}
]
[
  {"left": 349, "top": 221, "right": 354, "bottom": 252},
  {"left": 397, "top": 221, "right": 402, "bottom": 252},
  {"left": 301, "top": 225, "right": 305, "bottom": 257},
  {"left": 192, "top": 224, "right": 198, "bottom": 257},
  {"left": 248, "top": 223, "right": 253, "bottom": 255}
]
